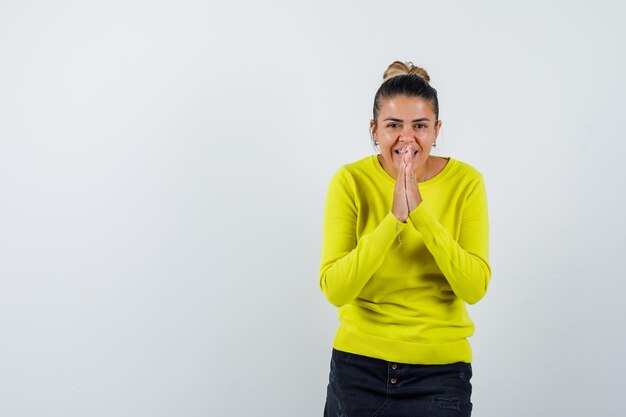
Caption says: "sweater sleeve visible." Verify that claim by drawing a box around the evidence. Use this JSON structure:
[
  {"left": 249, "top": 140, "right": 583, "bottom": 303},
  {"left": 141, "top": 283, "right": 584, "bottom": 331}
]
[
  {"left": 407, "top": 175, "right": 491, "bottom": 304},
  {"left": 319, "top": 169, "right": 406, "bottom": 307}
]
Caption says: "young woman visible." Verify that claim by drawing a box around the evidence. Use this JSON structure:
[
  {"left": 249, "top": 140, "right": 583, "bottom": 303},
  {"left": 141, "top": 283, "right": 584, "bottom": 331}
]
[{"left": 320, "top": 61, "right": 491, "bottom": 417}]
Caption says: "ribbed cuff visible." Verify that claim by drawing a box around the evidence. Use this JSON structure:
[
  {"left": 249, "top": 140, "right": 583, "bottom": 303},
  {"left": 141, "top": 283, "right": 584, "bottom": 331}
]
[
  {"left": 407, "top": 201, "right": 442, "bottom": 244},
  {"left": 365, "top": 211, "right": 407, "bottom": 252}
]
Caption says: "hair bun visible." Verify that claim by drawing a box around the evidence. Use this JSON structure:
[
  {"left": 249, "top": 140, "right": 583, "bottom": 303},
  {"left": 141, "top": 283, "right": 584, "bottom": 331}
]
[{"left": 383, "top": 61, "right": 431, "bottom": 83}]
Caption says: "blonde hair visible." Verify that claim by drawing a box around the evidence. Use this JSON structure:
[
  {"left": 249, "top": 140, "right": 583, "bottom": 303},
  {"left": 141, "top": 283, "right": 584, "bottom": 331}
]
[{"left": 383, "top": 61, "right": 431, "bottom": 83}]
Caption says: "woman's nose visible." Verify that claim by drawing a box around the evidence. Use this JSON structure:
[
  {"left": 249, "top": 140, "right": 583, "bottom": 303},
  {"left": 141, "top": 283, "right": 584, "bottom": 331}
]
[
  {"left": 399, "top": 126, "right": 416, "bottom": 139},
  {"left": 399, "top": 134, "right": 416, "bottom": 143}
]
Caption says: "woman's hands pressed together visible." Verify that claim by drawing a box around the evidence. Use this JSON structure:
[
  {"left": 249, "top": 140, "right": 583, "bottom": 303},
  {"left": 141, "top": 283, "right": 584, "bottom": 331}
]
[{"left": 392, "top": 145, "right": 424, "bottom": 222}]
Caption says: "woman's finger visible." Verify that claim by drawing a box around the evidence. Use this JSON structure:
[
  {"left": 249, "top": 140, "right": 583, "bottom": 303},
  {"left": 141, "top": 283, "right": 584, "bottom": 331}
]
[
  {"left": 392, "top": 151, "right": 409, "bottom": 222},
  {"left": 405, "top": 159, "right": 423, "bottom": 212}
]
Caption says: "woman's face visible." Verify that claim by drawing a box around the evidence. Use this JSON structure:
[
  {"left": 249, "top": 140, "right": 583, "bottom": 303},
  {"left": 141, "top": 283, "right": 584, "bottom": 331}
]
[{"left": 371, "top": 95, "right": 442, "bottom": 176}]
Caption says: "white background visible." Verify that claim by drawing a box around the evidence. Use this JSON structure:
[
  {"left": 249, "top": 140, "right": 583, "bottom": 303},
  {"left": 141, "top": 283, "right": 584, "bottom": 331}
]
[{"left": 1, "top": 1, "right": 625, "bottom": 416}]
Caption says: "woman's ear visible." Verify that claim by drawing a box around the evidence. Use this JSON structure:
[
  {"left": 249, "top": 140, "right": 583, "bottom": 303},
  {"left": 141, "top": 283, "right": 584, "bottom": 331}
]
[
  {"left": 370, "top": 119, "right": 377, "bottom": 138},
  {"left": 434, "top": 119, "right": 442, "bottom": 137}
]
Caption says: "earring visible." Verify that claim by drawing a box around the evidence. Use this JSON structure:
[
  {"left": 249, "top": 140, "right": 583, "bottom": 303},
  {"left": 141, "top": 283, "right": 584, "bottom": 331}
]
[{"left": 432, "top": 142, "right": 437, "bottom": 147}]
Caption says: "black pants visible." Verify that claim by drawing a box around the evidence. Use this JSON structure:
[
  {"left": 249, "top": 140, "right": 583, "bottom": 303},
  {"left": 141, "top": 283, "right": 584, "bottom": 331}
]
[{"left": 324, "top": 348, "right": 473, "bottom": 417}]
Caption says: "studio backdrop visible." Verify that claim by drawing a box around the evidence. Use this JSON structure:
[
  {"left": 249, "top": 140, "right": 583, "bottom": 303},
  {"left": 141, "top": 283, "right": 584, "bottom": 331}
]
[{"left": 1, "top": 1, "right": 625, "bottom": 416}]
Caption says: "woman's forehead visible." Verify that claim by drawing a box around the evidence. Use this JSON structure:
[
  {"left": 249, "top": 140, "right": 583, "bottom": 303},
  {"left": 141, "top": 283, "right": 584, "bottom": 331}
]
[{"left": 379, "top": 96, "right": 435, "bottom": 118}]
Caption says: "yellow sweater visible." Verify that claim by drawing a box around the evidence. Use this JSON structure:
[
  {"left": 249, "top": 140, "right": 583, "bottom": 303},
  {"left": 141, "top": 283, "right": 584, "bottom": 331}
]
[{"left": 319, "top": 155, "right": 491, "bottom": 364}]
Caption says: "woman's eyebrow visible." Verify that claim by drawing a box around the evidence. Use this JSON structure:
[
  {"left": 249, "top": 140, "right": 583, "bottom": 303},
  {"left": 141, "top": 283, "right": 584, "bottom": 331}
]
[{"left": 383, "top": 117, "right": 431, "bottom": 122}]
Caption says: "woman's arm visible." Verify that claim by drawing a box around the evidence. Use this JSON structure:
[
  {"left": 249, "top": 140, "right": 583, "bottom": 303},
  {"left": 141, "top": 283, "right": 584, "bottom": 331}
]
[
  {"left": 407, "top": 176, "right": 491, "bottom": 304},
  {"left": 319, "top": 169, "right": 406, "bottom": 307}
]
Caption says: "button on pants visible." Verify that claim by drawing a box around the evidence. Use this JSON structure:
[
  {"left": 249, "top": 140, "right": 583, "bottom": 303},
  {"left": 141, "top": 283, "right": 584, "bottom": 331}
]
[{"left": 324, "top": 348, "right": 473, "bottom": 417}]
